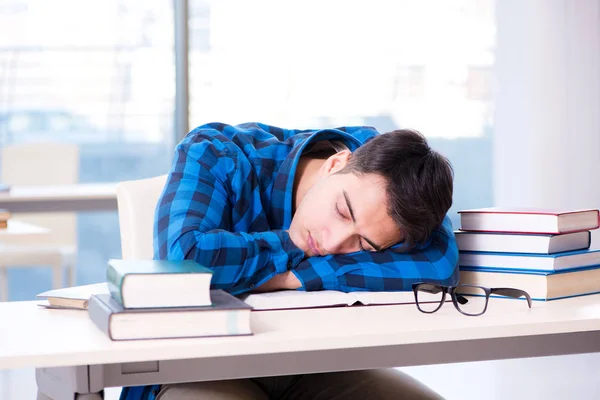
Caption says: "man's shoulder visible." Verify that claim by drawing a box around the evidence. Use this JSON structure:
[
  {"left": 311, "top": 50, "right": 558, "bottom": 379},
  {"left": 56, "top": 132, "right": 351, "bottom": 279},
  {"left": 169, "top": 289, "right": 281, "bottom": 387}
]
[
  {"left": 185, "top": 122, "right": 379, "bottom": 141},
  {"left": 180, "top": 122, "right": 380, "bottom": 156},
  {"left": 181, "top": 122, "right": 295, "bottom": 150},
  {"left": 185, "top": 122, "right": 293, "bottom": 140},
  {"left": 184, "top": 122, "right": 248, "bottom": 142}
]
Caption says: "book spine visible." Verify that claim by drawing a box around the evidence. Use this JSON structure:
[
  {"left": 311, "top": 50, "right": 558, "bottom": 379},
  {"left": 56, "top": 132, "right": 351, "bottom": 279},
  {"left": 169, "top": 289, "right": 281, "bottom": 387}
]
[
  {"left": 88, "top": 295, "right": 114, "bottom": 340},
  {"left": 458, "top": 228, "right": 591, "bottom": 235},
  {"left": 106, "top": 262, "right": 126, "bottom": 307},
  {"left": 586, "top": 231, "right": 592, "bottom": 248}
]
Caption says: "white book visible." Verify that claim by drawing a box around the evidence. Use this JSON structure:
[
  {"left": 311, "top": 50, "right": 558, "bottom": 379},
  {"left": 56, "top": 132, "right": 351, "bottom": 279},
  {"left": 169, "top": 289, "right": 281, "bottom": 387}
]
[
  {"left": 239, "top": 289, "right": 420, "bottom": 310},
  {"left": 37, "top": 282, "right": 110, "bottom": 310},
  {"left": 459, "top": 248, "right": 600, "bottom": 272},
  {"left": 89, "top": 290, "right": 252, "bottom": 341},
  {"left": 459, "top": 268, "right": 600, "bottom": 301},
  {"left": 458, "top": 208, "right": 599, "bottom": 234},
  {"left": 455, "top": 230, "right": 591, "bottom": 254}
]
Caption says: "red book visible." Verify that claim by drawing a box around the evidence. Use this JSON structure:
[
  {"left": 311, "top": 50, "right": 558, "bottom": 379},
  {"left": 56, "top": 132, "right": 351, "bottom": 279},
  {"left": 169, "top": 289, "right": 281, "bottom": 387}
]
[{"left": 458, "top": 208, "right": 600, "bottom": 234}]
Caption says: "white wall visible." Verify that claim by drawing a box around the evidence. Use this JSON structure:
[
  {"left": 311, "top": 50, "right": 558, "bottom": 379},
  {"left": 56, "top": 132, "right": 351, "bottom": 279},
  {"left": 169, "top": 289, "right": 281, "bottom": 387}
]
[
  {"left": 400, "top": 1, "right": 600, "bottom": 399},
  {"left": 494, "top": 0, "right": 600, "bottom": 215}
]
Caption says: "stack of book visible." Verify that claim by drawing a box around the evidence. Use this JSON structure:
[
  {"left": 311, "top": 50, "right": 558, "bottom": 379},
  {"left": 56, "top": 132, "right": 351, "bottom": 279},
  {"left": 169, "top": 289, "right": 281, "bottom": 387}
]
[
  {"left": 455, "top": 208, "right": 600, "bottom": 301},
  {"left": 87, "top": 259, "right": 253, "bottom": 341}
]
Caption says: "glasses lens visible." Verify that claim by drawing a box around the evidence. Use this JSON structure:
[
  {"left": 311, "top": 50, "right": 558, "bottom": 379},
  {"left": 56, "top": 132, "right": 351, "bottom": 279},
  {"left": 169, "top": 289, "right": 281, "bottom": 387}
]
[
  {"left": 454, "top": 285, "right": 487, "bottom": 316},
  {"left": 416, "top": 284, "right": 445, "bottom": 313}
]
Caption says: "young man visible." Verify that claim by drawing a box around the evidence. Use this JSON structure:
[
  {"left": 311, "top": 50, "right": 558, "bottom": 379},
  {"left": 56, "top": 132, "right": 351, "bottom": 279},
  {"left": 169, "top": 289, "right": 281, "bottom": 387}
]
[{"left": 122, "top": 122, "right": 458, "bottom": 400}]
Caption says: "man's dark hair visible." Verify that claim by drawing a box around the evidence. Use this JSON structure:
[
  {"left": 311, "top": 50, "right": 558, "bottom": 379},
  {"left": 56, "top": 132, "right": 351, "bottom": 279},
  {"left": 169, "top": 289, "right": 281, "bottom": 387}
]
[{"left": 341, "top": 129, "right": 454, "bottom": 248}]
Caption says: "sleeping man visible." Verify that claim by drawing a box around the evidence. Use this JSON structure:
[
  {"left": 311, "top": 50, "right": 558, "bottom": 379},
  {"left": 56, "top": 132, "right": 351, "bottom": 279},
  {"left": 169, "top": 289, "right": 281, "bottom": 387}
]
[{"left": 122, "top": 122, "right": 458, "bottom": 400}]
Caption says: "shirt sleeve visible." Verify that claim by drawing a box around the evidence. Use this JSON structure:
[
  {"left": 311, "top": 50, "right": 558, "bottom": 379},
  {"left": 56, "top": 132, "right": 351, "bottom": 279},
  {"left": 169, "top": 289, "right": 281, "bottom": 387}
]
[
  {"left": 290, "top": 216, "right": 459, "bottom": 292},
  {"left": 154, "top": 137, "right": 304, "bottom": 295}
]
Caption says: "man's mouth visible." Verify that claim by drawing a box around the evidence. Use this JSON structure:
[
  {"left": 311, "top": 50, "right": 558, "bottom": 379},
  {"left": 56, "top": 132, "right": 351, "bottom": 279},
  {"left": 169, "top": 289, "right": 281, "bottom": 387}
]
[{"left": 307, "top": 232, "right": 322, "bottom": 256}]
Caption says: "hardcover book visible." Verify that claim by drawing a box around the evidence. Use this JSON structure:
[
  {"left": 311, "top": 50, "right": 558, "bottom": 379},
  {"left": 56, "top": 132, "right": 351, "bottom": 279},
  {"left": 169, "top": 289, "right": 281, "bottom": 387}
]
[
  {"left": 459, "top": 266, "right": 600, "bottom": 301},
  {"left": 459, "top": 248, "right": 600, "bottom": 272},
  {"left": 88, "top": 290, "right": 252, "bottom": 341},
  {"left": 107, "top": 259, "right": 213, "bottom": 308},
  {"left": 458, "top": 208, "right": 599, "bottom": 234},
  {"left": 454, "top": 230, "right": 591, "bottom": 254}
]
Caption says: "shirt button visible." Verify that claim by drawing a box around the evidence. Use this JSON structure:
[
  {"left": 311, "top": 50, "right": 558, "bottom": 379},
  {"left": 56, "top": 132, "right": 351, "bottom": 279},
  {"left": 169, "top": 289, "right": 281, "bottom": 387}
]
[
  {"left": 249, "top": 283, "right": 255, "bottom": 289},
  {"left": 287, "top": 261, "right": 292, "bottom": 268}
]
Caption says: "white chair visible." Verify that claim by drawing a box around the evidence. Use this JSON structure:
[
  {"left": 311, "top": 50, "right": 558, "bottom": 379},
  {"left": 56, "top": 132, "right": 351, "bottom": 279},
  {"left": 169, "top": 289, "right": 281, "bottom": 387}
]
[
  {"left": 116, "top": 174, "right": 167, "bottom": 260},
  {"left": 0, "top": 143, "right": 79, "bottom": 301}
]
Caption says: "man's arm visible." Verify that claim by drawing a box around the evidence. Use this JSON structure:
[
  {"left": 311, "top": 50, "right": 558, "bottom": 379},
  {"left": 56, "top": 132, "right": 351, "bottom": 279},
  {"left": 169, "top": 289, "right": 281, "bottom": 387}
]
[
  {"left": 277, "top": 216, "right": 459, "bottom": 292},
  {"left": 155, "top": 137, "right": 304, "bottom": 295}
]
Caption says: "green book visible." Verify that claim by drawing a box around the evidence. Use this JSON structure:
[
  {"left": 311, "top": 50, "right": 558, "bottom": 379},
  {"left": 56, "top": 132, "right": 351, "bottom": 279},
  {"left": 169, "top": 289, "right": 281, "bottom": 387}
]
[
  {"left": 107, "top": 259, "right": 214, "bottom": 309},
  {"left": 89, "top": 290, "right": 252, "bottom": 341}
]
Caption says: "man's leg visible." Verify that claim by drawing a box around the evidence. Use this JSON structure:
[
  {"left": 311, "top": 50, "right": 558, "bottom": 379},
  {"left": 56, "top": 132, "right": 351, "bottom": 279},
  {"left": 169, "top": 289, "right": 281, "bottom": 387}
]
[
  {"left": 155, "top": 379, "right": 269, "bottom": 400},
  {"left": 271, "top": 369, "right": 444, "bottom": 400}
]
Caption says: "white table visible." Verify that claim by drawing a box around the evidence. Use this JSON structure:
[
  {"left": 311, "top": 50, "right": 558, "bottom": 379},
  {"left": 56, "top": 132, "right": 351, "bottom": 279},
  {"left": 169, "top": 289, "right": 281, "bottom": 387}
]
[
  {"left": 2, "top": 296, "right": 600, "bottom": 399},
  {"left": 0, "top": 220, "right": 50, "bottom": 239},
  {"left": 0, "top": 184, "right": 117, "bottom": 213}
]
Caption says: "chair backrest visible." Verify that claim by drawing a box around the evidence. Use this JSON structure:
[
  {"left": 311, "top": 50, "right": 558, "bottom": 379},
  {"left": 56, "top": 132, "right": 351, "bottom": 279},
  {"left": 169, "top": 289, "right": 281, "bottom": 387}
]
[
  {"left": 116, "top": 174, "right": 168, "bottom": 260},
  {"left": 0, "top": 142, "right": 79, "bottom": 246}
]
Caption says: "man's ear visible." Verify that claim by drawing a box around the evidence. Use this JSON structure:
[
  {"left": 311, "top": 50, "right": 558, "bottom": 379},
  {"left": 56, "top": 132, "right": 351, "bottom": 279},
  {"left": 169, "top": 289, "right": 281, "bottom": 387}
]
[{"left": 321, "top": 150, "right": 352, "bottom": 176}]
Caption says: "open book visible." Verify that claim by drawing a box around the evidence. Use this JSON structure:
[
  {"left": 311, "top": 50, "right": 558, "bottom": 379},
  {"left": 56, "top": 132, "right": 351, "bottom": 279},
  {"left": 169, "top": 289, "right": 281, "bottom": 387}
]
[
  {"left": 37, "top": 282, "right": 110, "bottom": 310},
  {"left": 238, "top": 290, "right": 419, "bottom": 310},
  {"left": 37, "top": 283, "right": 422, "bottom": 311}
]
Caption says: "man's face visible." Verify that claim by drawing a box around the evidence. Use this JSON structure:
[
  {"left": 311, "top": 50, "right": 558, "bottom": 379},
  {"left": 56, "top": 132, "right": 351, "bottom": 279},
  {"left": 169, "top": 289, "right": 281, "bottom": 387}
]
[{"left": 289, "top": 152, "right": 402, "bottom": 257}]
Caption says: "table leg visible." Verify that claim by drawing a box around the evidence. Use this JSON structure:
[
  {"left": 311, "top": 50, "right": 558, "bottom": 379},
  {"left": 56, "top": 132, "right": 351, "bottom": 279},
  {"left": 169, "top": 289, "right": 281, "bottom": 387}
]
[
  {"left": 36, "top": 366, "right": 105, "bottom": 400},
  {"left": 36, "top": 392, "right": 104, "bottom": 400},
  {"left": 75, "top": 394, "right": 104, "bottom": 400}
]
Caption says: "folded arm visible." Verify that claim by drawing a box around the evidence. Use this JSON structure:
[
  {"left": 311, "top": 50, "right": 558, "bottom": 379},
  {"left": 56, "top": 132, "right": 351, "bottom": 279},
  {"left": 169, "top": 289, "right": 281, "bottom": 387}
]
[
  {"left": 286, "top": 216, "right": 459, "bottom": 292},
  {"left": 154, "top": 137, "right": 304, "bottom": 295}
]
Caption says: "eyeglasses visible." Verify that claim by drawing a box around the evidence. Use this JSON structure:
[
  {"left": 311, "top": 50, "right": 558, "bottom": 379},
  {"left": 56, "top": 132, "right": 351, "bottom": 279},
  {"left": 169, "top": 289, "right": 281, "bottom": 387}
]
[{"left": 412, "top": 283, "right": 532, "bottom": 316}]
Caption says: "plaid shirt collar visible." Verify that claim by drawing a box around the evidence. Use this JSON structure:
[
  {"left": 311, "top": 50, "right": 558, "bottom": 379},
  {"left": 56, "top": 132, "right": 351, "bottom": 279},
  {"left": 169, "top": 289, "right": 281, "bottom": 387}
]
[{"left": 271, "top": 129, "right": 365, "bottom": 229}]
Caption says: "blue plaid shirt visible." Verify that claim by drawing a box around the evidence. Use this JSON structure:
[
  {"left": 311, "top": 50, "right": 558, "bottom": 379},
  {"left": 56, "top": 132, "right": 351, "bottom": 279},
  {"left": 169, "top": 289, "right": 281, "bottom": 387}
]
[{"left": 121, "top": 122, "right": 459, "bottom": 400}]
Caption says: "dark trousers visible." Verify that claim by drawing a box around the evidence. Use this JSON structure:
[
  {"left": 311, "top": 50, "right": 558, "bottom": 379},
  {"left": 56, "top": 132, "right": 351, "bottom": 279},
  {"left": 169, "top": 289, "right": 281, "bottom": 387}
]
[{"left": 156, "top": 369, "right": 444, "bottom": 400}]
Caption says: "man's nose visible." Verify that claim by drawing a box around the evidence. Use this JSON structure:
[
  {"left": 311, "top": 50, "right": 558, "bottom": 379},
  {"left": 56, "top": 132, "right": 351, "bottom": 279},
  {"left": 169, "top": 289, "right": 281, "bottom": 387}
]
[{"left": 324, "top": 224, "right": 356, "bottom": 255}]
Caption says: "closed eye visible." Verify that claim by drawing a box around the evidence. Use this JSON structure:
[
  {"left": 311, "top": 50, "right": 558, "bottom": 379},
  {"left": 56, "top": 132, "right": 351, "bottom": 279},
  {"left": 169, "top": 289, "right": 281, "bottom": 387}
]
[
  {"left": 335, "top": 203, "right": 348, "bottom": 220},
  {"left": 357, "top": 239, "right": 366, "bottom": 251},
  {"left": 335, "top": 203, "right": 367, "bottom": 251}
]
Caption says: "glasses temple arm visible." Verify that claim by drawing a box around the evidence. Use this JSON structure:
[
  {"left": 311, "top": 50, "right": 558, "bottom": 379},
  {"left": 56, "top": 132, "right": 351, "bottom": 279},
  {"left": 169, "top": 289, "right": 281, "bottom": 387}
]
[
  {"left": 490, "top": 288, "right": 532, "bottom": 308},
  {"left": 455, "top": 293, "right": 469, "bottom": 305}
]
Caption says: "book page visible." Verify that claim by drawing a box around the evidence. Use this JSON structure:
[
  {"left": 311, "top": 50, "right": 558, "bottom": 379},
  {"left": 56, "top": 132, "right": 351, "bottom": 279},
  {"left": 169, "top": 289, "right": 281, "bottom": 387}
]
[
  {"left": 37, "top": 282, "right": 109, "bottom": 300},
  {"left": 240, "top": 290, "right": 418, "bottom": 310},
  {"left": 37, "top": 302, "right": 89, "bottom": 311},
  {"left": 353, "top": 291, "right": 416, "bottom": 305},
  {"left": 240, "top": 290, "right": 353, "bottom": 310}
]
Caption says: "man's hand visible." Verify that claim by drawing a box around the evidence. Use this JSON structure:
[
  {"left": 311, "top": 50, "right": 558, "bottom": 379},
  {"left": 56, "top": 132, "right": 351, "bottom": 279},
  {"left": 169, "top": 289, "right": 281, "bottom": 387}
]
[
  {"left": 254, "top": 271, "right": 302, "bottom": 292},
  {"left": 253, "top": 230, "right": 304, "bottom": 292}
]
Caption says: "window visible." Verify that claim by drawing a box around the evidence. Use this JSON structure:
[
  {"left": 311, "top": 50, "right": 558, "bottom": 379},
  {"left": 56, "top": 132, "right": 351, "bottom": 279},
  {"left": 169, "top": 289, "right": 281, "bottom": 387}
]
[
  {"left": 394, "top": 66, "right": 426, "bottom": 100},
  {"left": 0, "top": 0, "right": 175, "bottom": 300},
  {"left": 2, "top": 0, "right": 496, "bottom": 300},
  {"left": 189, "top": 0, "right": 496, "bottom": 224},
  {"left": 467, "top": 66, "right": 492, "bottom": 101}
]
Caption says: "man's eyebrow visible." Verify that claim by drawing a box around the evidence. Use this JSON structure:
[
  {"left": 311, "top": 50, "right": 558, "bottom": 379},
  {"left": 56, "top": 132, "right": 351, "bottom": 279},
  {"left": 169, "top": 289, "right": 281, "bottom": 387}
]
[{"left": 342, "top": 190, "right": 382, "bottom": 251}]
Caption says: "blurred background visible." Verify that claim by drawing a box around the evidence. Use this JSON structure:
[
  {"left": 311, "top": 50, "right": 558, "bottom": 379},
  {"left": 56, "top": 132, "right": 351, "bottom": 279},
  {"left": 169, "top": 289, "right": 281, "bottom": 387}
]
[{"left": 0, "top": 0, "right": 495, "bottom": 300}]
